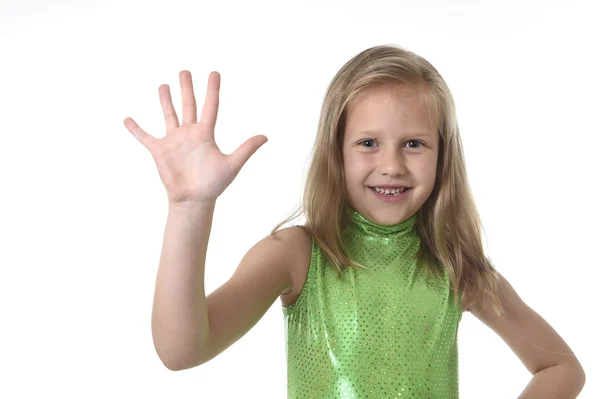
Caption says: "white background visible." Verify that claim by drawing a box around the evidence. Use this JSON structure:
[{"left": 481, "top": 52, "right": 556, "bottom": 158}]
[{"left": 1, "top": 0, "right": 598, "bottom": 398}]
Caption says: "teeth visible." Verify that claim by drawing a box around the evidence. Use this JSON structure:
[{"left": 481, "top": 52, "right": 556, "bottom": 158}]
[{"left": 374, "top": 187, "right": 406, "bottom": 195}]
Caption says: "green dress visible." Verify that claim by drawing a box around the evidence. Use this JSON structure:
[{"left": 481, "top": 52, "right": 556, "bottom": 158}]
[{"left": 282, "top": 205, "right": 463, "bottom": 398}]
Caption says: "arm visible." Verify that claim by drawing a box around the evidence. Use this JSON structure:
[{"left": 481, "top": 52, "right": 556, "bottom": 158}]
[
  {"left": 517, "top": 361, "right": 586, "bottom": 399},
  {"left": 128, "top": 70, "right": 278, "bottom": 371},
  {"left": 469, "top": 273, "right": 586, "bottom": 398},
  {"left": 151, "top": 201, "right": 297, "bottom": 371},
  {"left": 151, "top": 202, "right": 215, "bottom": 371}
]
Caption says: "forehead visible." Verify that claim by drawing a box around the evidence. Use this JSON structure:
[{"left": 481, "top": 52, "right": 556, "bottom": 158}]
[{"left": 344, "top": 84, "right": 438, "bottom": 138}]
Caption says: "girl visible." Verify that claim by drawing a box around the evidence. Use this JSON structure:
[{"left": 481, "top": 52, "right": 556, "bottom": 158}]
[{"left": 124, "top": 45, "right": 586, "bottom": 398}]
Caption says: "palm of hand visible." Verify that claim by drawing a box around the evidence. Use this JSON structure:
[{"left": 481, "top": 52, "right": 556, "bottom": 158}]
[{"left": 124, "top": 71, "right": 267, "bottom": 204}]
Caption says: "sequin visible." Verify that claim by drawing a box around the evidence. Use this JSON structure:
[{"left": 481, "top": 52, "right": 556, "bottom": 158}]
[{"left": 282, "top": 205, "right": 463, "bottom": 398}]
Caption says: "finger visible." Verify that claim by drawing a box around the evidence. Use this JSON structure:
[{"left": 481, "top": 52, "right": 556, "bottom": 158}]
[
  {"left": 199, "top": 71, "right": 220, "bottom": 131},
  {"left": 158, "top": 84, "right": 180, "bottom": 132},
  {"left": 124, "top": 117, "right": 156, "bottom": 151},
  {"left": 179, "top": 70, "right": 197, "bottom": 125},
  {"left": 228, "top": 135, "right": 268, "bottom": 174}
]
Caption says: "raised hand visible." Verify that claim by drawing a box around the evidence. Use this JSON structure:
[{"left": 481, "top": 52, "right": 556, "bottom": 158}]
[{"left": 124, "top": 71, "right": 268, "bottom": 205}]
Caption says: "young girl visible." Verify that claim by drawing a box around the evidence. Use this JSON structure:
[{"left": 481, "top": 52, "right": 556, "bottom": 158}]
[{"left": 124, "top": 45, "right": 586, "bottom": 398}]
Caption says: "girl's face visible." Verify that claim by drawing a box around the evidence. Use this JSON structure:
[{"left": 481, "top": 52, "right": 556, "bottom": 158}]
[{"left": 342, "top": 84, "right": 439, "bottom": 226}]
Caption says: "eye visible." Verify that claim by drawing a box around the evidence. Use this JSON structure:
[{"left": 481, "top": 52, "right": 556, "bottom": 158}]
[
  {"left": 358, "top": 139, "right": 424, "bottom": 149},
  {"left": 406, "top": 140, "right": 423, "bottom": 149},
  {"left": 359, "top": 139, "right": 376, "bottom": 148}
]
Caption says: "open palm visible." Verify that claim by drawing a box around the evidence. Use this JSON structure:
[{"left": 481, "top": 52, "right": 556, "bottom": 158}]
[{"left": 124, "top": 71, "right": 268, "bottom": 204}]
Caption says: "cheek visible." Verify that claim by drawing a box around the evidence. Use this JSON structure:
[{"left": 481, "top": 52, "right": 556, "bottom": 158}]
[
  {"left": 345, "top": 159, "right": 371, "bottom": 182},
  {"left": 418, "top": 152, "right": 438, "bottom": 175},
  {"left": 425, "top": 162, "right": 438, "bottom": 181},
  {"left": 421, "top": 157, "right": 439, "bottom": 188}
]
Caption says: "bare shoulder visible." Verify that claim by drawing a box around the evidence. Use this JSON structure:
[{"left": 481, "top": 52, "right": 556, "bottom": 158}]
[
  {"left": 278, "top": 225, "right": 313, "bottom": 307},
  {"left": 193, "top": 225, "right": 313, "bottom": 367},
  {"left": 237, "top": 224, "right": 312, "bottom": 296}
]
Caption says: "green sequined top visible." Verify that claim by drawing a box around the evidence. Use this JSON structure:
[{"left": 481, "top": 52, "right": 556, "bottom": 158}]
[{"left": 282, "top": 206, "right": 463, "bottom": 398}]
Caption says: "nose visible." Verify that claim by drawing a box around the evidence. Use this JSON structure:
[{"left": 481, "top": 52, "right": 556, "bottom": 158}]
[{"left": 377, "top": 149, "right": 407, "bottom": 176}]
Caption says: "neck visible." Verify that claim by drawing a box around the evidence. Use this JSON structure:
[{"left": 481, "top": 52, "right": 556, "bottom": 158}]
[{"left": 343, "top": 204, "right": 417, "bottom": 239}]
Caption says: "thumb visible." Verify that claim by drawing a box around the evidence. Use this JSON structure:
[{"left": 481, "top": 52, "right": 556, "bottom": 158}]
[{"left": 228, "top": 135, "right": 269, "bottom": 173}]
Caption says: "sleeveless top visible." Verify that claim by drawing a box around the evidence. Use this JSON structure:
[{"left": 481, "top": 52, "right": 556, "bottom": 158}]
[{"left": 282, "top": 206, "right": 463, "bottom": 398}]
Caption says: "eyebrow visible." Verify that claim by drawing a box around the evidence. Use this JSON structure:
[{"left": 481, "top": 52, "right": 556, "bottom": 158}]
[{"left": 350, "top": 129, "right": 435, "bottom": 139}]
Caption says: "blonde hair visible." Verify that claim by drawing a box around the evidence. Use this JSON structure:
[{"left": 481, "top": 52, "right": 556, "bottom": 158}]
[{"left": 270, "top": 44, "right": 505, "bottom": 317}]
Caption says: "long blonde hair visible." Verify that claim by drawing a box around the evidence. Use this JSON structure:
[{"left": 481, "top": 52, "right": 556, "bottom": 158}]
[{"left": 270, "top": 44, "right": 505, "bottom": 317}]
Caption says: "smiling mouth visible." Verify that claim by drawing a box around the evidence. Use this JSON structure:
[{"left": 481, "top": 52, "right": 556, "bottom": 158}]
[{"left": 368, "top": 187, "right": 412, "bottom": 196}]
